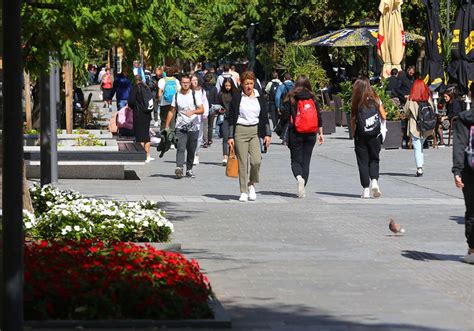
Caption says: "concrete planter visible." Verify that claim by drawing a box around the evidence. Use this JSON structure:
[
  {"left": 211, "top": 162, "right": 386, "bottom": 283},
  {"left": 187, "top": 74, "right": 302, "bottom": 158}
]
[
  {"left": 335, "top": 108, "right": 343, "bottom": 126},
  {"left": 321, "top": 111, "right": 336, "bottom": 134},
  {"left": 25, "top": 298, "right": 231, "bottom": 329},
  {"left": 383, "top": 120, "right": 403, "bottom": 149}
]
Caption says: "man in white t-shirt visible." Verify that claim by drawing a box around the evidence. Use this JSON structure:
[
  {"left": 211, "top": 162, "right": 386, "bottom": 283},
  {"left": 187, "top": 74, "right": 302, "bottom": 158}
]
[
  {"left": 165, "top": 75, "right": 204, "bottom": 179},
  {"left": 157, "top": 67, "right": 180, "bottom": 129}
]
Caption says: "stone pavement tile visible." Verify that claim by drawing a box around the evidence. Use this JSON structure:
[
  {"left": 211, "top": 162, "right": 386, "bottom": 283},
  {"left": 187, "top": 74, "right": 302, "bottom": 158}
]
[{"left": 53, "top": 127, "right": 473, "bottom": 331}]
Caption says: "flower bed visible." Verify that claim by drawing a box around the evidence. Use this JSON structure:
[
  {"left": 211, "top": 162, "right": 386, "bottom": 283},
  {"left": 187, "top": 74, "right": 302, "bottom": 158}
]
[
  {"left": 26, "top": 185, "right": 173, "bottom": 242},
  {"left": 24, "top": 240, "right": 213, "bottom": 320}
]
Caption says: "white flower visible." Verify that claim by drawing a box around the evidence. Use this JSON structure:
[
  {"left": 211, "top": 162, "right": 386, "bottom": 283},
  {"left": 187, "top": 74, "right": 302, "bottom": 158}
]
[
  {"left": 117, "top": 223, "right": 125, "bottom": 229},
  {"left": 143, "top": 220, "right": 149, "bottom": 227},
  {"left": 65, "top": 225, "right": 72, "bottom": 232},
  {"left": 25, "top": 222, "right": 33, "bottom": 229},
  {"left": 74, "top": 225, "right": 81, "bottom": 231}
]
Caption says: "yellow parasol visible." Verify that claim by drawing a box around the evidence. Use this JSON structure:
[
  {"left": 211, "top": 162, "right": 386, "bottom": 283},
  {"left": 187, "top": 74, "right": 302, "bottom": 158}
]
[{"left": 377, "top": 0, "right": 406, "bottom": 77}]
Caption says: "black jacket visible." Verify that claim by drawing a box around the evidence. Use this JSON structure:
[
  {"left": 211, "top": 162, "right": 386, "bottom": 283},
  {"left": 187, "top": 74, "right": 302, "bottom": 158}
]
[
  {"left": 228, "top": 90, "right": 271, "bottom": 139},
  {"left": 446, "top": 99, "right": 465, "bottom": 119},
  {"left": 281, "top": 89, "right": 323, "bottom": 129},
  {"left": 452, "top": 110, "right": 474, "bottom": 177}
]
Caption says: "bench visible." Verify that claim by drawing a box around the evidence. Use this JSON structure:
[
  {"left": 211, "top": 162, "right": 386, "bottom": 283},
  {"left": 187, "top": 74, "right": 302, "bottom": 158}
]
[{"left": 24, "top": 141, "right": 146, "bottom": 179}]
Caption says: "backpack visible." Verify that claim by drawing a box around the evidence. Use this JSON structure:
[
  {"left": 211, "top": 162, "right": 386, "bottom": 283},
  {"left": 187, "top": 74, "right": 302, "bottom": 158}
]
[
  {"left": 291, "top": 98, "right": 319, "bottom": 134},
  {"left": 117, "top": 106, "right": 134, "bottom": 130},
  {"left": 163, "top": 78, "right": 178, "bottom": 103},
  {"left": 466, "top": 125, "right": 474, "bottom": 170},
  {"left": 279, "top": 83, "right": 292, "bottom": 110},
  {"left": 268, "top": 81, "right": 279, "bottom": 101},
  {"left": 416, "top": 101, "right": 436, "bottom": 132},
  {"left": 137, "top": 83, "right": 154, "bottom": 114},
  {"left": 356, "top": 103, "right": 381, "bottom": 137}
]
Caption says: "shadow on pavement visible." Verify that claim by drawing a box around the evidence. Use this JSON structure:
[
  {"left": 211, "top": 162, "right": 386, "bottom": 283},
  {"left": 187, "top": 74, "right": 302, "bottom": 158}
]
[
  {"left": 199, "top": 161, "right": 224, "bottom": 166},
  {"left": 124, "top": 170, "right": 140, "bottom": 180},
  {"left": 449, "top": 216, "right": 465, "bottom": 225},
  {"left": 316, "top": 191, "right": 360, "bottom": 198},
  {"left": 203, "top": 194, "right": 237, "bottom": 201},
  {"left": 380, "top": 172, "right": 414, "bottom": 177},
  {"left": 258, "top": 191, "right": 296, "bottom": 198},
  {"left": 401, "top": 250, "right": 462, "bottom": 262},
  {"left": 149, "top": 174, "right": 178, "bottom": 179},
  {"left": 219, "top": 302, "right": 448, "bottom": 331}
]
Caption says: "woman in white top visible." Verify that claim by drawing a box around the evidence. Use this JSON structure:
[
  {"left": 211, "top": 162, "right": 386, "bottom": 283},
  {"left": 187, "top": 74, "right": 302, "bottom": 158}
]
[{"left": 227, "top": 71, "right": 271, "bottom": 202}]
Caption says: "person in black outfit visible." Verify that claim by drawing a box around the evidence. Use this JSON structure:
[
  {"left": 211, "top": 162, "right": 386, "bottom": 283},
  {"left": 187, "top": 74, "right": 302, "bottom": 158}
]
[
  {"left": 351, "top": 78, "right": 387, "bottom": 199},
  {"left": 386, "top": 68, "right": 401, "bottom": 98},
  {"left": 128, "top": 75, "right": 152, "bottom": 161},
  {"left": 281, "top": 75, "right": 324, "bottom": 198},
  {"left": 452, "top": 85, "right": 474, "bottom": 264},
  {"left": 444, "top": 86, "right": 464, "bottom": 119},
  {"left": 203, "top": 73, "right": 218, "bottom": 147},
  {"left": 395, "top": 66, "right": 416, "bottom": 104},
  {"left": 218, "top": 77, "right": 238, "bottom": 165}
]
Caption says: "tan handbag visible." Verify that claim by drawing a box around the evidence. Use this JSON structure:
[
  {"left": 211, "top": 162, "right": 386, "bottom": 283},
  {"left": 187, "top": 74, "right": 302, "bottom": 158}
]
[{"left": 226, "top": 145, "right": 239, "bottom": 178}]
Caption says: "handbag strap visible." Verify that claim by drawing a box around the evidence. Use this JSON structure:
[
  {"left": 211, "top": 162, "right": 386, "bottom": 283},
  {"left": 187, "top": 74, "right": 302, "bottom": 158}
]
[{"left": 228, "top": 144, "right": 235, "bottom": 157}]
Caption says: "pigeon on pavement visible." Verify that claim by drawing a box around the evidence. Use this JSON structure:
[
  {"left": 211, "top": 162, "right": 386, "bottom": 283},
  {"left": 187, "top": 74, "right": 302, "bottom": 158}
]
[{"left": 389, "top": 218, "right": 405, "bottom": 234}]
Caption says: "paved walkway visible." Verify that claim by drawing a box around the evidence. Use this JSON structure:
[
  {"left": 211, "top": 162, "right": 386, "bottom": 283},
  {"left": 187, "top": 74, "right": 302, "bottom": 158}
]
[{"left": 56, "top": 95, "right": 473, "bottom": 330}]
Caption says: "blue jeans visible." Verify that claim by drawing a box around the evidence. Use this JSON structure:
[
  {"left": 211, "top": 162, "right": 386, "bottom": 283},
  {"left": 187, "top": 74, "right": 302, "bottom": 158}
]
[{"left": 411, "top": 135, "right": 425, "bottom": 168}]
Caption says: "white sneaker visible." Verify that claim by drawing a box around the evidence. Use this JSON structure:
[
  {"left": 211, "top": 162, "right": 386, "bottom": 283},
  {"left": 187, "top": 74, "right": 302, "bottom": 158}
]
[
  {"left": 175, "top": 167, "right": 183, "bottom": 179},
  {"left": 170, "top": 144, "right": 176, "bottom": 150},
  {"left": 361, "top": 187, "right": 370, "bottom": 199},
  {"left": 222, "top": 158, "right": 228, "bottom": 166},
  {"left": 296, "top": 175, "right": 305, "bottom": 198},
  {"left": 248, "top": 185, "right": 257, "bottom": 201},
  {"left": 193, "top": 156, "right": 200, "bottom": 165},
  {"left": 371, "top": 179, "right": 381, "bottom": 198},
  {"left": 463, "top": 251, "right": 474, "bottom": 264},
  {"left": 239, "top": 193, "right": 249, "bottom": 202},
  {"left": 146, "top": 156, "right": 155, "bottom": 162}
]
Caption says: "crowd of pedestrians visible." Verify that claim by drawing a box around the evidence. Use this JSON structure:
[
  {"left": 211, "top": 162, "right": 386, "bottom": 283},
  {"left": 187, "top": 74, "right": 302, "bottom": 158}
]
[{"left": 93, "top": 61, "right": 473, "bottom": 264}]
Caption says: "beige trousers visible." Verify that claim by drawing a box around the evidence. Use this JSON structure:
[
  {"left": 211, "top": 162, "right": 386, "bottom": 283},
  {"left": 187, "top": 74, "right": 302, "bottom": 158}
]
[{"left": 234, "top": 125, "right": 262, "bottom": 193}]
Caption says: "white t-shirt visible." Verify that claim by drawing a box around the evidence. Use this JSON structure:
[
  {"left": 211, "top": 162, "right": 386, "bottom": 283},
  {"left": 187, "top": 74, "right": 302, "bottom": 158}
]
[
  {"left": 158, "top": 77, "right": 180, "bottom": 106},
  {"left": 237, "top": 89, "right": 261, "bottom": 126},
  {"left": 171, "top": 90, "right": 203, "bottom": 132}
]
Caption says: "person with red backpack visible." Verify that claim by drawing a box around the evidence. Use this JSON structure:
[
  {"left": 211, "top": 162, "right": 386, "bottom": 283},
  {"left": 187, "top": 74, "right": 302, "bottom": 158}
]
[
  {"left": 281, "top": 75, "right": 324, "bottom": 198},
  {"left": 452, "top": 83, "right": 474, "bottom": 264},
  {"left": 351, "top": 78, "right": 386, "bottom": 199}
]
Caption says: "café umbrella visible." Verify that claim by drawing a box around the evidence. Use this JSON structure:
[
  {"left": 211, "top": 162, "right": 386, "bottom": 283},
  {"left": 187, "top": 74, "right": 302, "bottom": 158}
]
[
  {"left": 377, "top": 0, "right": 406, "bottom": 77},
  {"left": 422, "top": 0, "right": 445, "bottom": 91},
  {"left": 447, "top": 0, "right": 474, "bottom": 94}
]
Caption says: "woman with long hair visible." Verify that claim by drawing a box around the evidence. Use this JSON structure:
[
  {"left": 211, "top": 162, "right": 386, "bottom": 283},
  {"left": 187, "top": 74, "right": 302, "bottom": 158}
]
[
  {"left": 351, "top": 78, "right": 386, "bottom": 198},
  {"left": 403, "top": 79, "right": 435, "bottom": 177},
  {"left": 228, "top": 71, "right": 271, "bottom": 202},
  {"left": 191, "top": 73, "right": 209, "bottom": 165},
  {"left": 281, "top": 75, "right": 324, "bottom": 198},
  {"left": 218, "top": 77, "right": 238, "bottom": 165}
]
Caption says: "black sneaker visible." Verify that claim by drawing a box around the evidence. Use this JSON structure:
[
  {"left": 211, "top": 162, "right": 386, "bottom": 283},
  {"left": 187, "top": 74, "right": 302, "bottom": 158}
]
[{"left": 186, "top": 170, "right": 195, "bottom": 178}]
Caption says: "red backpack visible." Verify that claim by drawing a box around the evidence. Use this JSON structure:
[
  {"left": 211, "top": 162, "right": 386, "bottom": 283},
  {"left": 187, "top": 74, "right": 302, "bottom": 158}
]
[{"left": 292, "top": 98, "right": 319, "bottom": 133}]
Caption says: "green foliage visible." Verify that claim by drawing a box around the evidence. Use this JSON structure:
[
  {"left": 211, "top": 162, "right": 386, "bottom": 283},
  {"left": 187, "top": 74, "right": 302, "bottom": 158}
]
[
  {"left": 74, "top": 134, "right": 105, "bottom": 147},
  {"left": 338, "top": 81, "right": 353, "bottom": 114},
  {"left": 282, "top": 45, "right": 329, "bottom": 90},
  {"left": 372, "top": 83, "right": 401, "bottom": 121}
]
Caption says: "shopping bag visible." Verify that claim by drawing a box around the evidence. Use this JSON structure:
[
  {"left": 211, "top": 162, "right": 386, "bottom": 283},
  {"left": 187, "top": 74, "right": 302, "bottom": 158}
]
[{"left": 226, "top": 145, "right": 238, "bottom": 178}]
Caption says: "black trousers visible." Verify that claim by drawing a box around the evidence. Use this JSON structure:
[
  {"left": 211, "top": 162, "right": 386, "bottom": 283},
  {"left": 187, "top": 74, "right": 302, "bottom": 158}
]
[
  {"left": 288, "top": 128, "right": 317, "bottom": 185},
  {"left": 207, "top": 113, "right": 216, "bottom": 142},
  {"left": 267, "top": 101, "right": 278, "bottom": 129},
  {"left": 176, "top": 129, "right": 199, "bottom": 170},
  {"left": 221, "top": 118, "right": 230, "bottom": 156},
  {"left": 462, "top": 169, "right": 474, "bottom": 249},
  {"left": 354, "top": 134, "right": 381, "bottom": 188}
]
